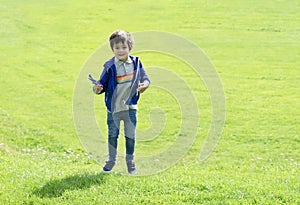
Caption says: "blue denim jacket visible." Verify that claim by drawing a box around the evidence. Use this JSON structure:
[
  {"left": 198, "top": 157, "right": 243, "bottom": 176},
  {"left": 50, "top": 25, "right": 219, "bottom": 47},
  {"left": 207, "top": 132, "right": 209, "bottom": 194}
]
[{"left": 97, "top": 55, "right": 150, "bottom": 113}]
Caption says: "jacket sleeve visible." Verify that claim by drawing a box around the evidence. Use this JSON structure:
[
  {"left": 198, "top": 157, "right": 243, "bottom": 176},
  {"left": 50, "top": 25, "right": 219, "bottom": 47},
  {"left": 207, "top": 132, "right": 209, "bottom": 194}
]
[
  {"left": 98, "top": 67, "right": 109, "bottom": 94},
  {"left": 139, "top": 59, "right": 150, "bottom": 85}
]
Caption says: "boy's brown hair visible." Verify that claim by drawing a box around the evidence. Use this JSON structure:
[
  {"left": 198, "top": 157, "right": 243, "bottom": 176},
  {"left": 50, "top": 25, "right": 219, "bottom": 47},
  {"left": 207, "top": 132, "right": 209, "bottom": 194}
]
[{"left": 109, "top": 30, "right": 134, "bottom": 51}]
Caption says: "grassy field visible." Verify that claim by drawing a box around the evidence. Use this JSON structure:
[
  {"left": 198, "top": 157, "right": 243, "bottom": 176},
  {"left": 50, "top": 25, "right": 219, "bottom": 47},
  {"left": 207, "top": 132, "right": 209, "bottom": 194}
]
[{"left": 1, "top": 0, "right": 299, "bottom": 204}]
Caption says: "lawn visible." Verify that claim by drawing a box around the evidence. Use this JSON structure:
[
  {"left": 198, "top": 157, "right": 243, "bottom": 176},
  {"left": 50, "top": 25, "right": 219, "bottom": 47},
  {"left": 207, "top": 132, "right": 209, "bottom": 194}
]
[{"left": 0, "top": 0, "right": 299, "bottom": 204}]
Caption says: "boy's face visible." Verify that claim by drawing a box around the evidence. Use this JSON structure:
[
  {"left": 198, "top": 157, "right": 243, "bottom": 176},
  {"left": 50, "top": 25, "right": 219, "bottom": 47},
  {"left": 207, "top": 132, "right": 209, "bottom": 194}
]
[{"left": 112, "top": 42, "right": 130, "bottom": 62}]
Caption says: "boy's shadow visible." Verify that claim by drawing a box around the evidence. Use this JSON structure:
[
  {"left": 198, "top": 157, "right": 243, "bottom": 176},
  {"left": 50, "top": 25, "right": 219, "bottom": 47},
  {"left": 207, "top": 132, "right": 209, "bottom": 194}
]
[{"left": 33, "top": 172, "right": 108, "bottom": 198}]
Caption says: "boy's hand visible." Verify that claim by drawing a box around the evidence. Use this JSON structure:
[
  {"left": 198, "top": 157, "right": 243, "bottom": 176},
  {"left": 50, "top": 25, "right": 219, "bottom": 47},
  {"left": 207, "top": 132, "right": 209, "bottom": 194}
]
[
  {"left": 137, "top": 82, "right": 149, "bottom": 93},
  {"left": 93, "top": 84, "right": 103, "bottom": 94}
]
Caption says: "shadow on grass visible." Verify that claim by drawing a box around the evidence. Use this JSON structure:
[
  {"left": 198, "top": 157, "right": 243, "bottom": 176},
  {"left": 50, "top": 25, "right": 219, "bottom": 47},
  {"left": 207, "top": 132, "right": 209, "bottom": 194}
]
[{"left": 32, "top": 172, "right": 107, "bottom": 198}]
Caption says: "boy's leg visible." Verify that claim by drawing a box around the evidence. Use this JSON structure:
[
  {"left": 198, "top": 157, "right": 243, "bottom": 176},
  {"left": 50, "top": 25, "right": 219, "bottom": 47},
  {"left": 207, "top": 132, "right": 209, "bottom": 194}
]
[
  {"left": 125, "top": 136, "right": 135, "bottom": 161},
  {"left": 124, "top": 109, "right": 137, "bottom": 174},
  {"left": 103, "top": 112, "right": 120, "bottom": 172},
  {"left": 108, "top": 137, "right": 118, "bottom": 162},
  {"left": 125, "top": 136, "right": 136, "bottom": 174}
]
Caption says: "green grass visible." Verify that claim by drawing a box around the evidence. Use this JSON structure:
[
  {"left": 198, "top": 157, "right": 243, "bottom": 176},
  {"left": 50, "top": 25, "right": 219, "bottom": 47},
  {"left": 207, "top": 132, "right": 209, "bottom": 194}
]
[{"left": 1, "top": 0, "right": 299, "bottom": 204}]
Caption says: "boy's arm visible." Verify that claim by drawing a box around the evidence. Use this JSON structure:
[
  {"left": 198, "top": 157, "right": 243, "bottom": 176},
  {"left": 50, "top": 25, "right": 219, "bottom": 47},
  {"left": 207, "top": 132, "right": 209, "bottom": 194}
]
[
  {"left": 97, "top": 67, "right": 109, "bottom": 94},
  {"left": 89, "top": 67, "right": 109, "bottom": 95},
  {"left": 139, "top": 60, "right": 150, "bottom": 84},
  {"left": 137, "top": 59, "right": 150, "bottom": 93}
]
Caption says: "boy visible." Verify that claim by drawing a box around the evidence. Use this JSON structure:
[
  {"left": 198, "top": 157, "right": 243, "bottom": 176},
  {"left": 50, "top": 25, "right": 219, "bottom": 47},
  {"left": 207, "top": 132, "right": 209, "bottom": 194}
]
[{"left": 92, "top": 30, "right": 150, "bottom": 174}]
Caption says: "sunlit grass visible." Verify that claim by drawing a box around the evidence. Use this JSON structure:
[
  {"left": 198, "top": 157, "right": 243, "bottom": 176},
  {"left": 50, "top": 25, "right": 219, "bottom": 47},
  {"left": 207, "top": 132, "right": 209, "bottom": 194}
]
[{"left": 1, "top": 0, "right": 299, "bottom": 204}]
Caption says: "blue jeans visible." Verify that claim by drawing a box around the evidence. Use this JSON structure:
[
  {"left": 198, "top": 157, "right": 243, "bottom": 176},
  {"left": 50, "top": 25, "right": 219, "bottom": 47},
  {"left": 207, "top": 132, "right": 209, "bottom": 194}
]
[{"left": 107, "top": 109, "right": 137, "bottom": 162}]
